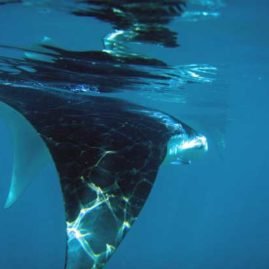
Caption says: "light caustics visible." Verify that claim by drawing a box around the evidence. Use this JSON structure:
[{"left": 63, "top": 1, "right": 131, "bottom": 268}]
[
  {"left": 66, "top": 181, "right": 137, "bottom": 268},
  {"left": 66, "top": 127, "right": 208, "bottom": 268},
  {"left": 65, "top": 149, "right": 138, "bottom": 268},
  {"left": 67, "top": 185, "right": 116, "bottom": 266}
]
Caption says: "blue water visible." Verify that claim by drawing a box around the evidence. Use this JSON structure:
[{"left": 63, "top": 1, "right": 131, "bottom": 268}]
[{"left": 0, "top": 0, "right": 269, "bottom": 268}]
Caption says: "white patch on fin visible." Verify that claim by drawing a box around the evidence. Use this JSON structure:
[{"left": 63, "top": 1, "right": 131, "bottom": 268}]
[{"left": 0, "top": 101, "right": 52, "bottom": 208}]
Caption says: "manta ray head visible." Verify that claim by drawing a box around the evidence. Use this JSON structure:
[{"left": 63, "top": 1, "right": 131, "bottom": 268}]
[{"left": 166, "top": 131, "right": 208, "bottom": 165}]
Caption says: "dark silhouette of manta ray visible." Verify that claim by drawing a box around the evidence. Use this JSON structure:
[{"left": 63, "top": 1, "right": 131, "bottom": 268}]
[
  {"left": 0, "top": 84, "right": 207, "bottom": 269},
  {"left": 0, "top": 1, "right": 210, "bottom": 268}
]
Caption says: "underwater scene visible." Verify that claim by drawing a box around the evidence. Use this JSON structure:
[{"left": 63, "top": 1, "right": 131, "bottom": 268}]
[{"left": 0, "top": 0, "right": 268, "bottom": 268}]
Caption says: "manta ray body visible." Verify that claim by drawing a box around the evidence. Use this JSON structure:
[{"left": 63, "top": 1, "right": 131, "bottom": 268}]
[
  {"left": 0, "top": 84, "right": 207, "bottom": 269},
  {"left": 0, "top": 1, "right": 211, "bottom": 268}
]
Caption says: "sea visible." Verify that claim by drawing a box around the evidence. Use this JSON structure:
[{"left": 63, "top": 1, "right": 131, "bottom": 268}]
[{"left": 0, "top": 0, "right": 269, "bottom": 269}]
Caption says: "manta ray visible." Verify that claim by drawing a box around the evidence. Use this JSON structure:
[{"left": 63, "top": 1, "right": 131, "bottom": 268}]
[
  {"left": 0, "top": 84, "right": 207, "bottom": 269},
  {"left": 0, "top": 0, "right": 210, "bottom": 268}
]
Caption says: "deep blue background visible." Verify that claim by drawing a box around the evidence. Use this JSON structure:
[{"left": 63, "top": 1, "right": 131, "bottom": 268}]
[{"left": 0, "top": 0, "right": 269, "bottom": 268}]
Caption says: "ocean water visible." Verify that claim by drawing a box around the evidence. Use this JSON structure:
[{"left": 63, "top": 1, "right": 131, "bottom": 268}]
[{"left": 0, "top": 1, "right": 269, "bottom": 269}]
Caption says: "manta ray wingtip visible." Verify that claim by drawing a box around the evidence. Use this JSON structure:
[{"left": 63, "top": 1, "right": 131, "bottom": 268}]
[
  {"left": 4, "top": 191, "right": 16, "bottom": 209},
  {"left": 0, "top": 101, "right": 54, "bottom": 210}
]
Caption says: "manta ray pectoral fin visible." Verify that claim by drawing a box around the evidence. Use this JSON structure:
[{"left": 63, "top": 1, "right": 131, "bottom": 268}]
[
  {"left": 0, "top": 101, "right": 52, "bottom": 208},
  {"left": 0, "top": 84, "right": 207, "bottom": 268}
]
